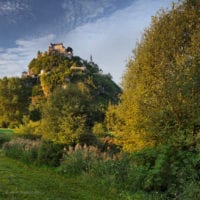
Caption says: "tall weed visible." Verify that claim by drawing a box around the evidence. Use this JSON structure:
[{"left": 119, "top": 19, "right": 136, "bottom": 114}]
[
  {"left": 0, "top": 134, "right": 10, "bottom": 148},
  {"left": 3, "top": 137, "right": 41, "bottom": 164},
  {"left": 37, "top": 140, "right": 64, "bottom": 167},
  {"left": 59, "top": 144, "right": 124, "bottom": 177}
]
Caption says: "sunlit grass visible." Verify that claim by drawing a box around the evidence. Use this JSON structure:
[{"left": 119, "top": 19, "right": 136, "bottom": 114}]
[
  {"left": 0, "top": 152, "right": 125, "bottom": 200},
  {"left": 0, "top": 128, "right": 14, "bottom": 137}
]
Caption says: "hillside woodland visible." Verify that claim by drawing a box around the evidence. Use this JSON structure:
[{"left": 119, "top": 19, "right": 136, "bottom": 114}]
[{"left": 0, "top": 50, "right": 121, "bottom": 145}]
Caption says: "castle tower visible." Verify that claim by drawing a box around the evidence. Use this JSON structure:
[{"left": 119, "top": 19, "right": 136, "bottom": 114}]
[
  {"left": 90, "top": 55, "right": 93, "bottom": 63},
  {"left": 46, "top": 43, "right": 74, "bottom": 59}
]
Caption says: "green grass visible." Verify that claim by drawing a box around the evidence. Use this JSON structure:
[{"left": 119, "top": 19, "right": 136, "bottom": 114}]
[
  {"left": 0, "top": 129, "right": 14, "bottom": 148},
  {"left": 0, "top": 152, "right": 127, "bottom": 200},
  {"left": 0, "top": 128, "right": 14, "bottom": 137}
]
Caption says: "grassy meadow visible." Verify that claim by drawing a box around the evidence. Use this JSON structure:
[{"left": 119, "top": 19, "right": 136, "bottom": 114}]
[
  {"left": 0, "top": 151, "right": 126, "bottom": 200},
  {"left": 0, "top": 129, "right": 129, "bottom": 200},
  {"left": 0, "top": 129, "right": 13, "bottom": 148},
  {"left": 0, "top": 128, "right": 13, "bottom": 136}
]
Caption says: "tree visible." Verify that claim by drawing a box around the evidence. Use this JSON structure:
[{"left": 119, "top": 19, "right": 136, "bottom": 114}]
[
  {"left": 106, "top": 0, "right": 200, "bottom": 151},
  {"left": 40, "top": 84, "right": 93, "bottom": 144},
  {"left": 0, "top": 77, "right": 32, "bottom": 128},
  {"left": 17, "top": 47, "right": 121, "bottom": 144}
]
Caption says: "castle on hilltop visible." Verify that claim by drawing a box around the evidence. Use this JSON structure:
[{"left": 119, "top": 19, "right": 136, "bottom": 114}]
[
  {"left": 48, "top": 43, "right": 73, "bottom": 59},
  {"left": 22, "top": 43, "right": 87, "bottom": 78}
]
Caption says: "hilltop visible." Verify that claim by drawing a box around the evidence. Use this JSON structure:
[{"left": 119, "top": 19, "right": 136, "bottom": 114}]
[
  {"left": 25, "top": 43, "right": 120, "bottom": 99},
  {"left": 0, "top": 43, "right": 121, "bottom": 146}
]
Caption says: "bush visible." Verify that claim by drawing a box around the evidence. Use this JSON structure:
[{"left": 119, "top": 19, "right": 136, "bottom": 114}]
[
  {"left": 112, "top": 154, "right": 130, "bottom": 187},
  {"left": 37, "top": 140, "right": 64, "bottom": 167},
  {"left": 3, "top": 137, "right": 41, "bottom": 164},
  {"left": 128, "top": 191, "right": 168, "bottom": 200},
  {"left": 60, "top": 145, "right": 87, "bottom": 175},
  {"left": 92, "top": 122, "right": 105, "bottom": 137},
  {"left": 177, "top": 181, "right": 200, "bottom": 200},
  {"left": 18, "top": 133, "right": 42, "bottom": 140},
  {"left": 124, "top": 145, "right": 200, "bottom": 197},
  {"left": 99, "top": 135, "right": 121, "bottom": 155},
  {"left": 3, "top": 137, "right": 64, "bottom": 167},
  {"left": 59, "top": 144, "right": 122, "bottom": 176},
  {"left": 78, "top": 133, "right": 98, "bottom": 146},
  {"left": 14, "top": 120, "right": 41, "bottom": 137},
  {"left": 0, "top": 134, "right": 10, "bottom": 148}
]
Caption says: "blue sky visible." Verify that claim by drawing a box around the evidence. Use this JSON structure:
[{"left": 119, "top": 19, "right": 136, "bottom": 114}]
[{"left": 0, "top": 0, "right": 177, "bottom": 84}]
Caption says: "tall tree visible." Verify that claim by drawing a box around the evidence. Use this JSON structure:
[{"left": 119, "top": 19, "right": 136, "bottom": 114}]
[
  {"left": 40, "top": 84, "right": 94, "bottom": 144},
  {"left": 0, "top": 77, "right": 32, "bottom": 128},
  {"left": 106, "top": 0, "right": 200, "bottom": 151}
]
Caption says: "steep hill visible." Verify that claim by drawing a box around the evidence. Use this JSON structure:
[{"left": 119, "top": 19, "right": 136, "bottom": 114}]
[
  {"left": 28, "top": 51, "right": 121, "bottom": 101},
  {"left": 13, "top": 44, "right": 121, "bottom": 144}
]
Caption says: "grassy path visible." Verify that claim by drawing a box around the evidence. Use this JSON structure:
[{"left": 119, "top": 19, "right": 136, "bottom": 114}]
[
  {"left": 0, "top": 128, "right": 13, "bottom": 136},
  {"left": 0, "top": 152, "right": 125, "bottom": 200}
]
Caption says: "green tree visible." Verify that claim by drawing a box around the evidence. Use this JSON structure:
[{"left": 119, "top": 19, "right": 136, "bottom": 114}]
[
  {"left": 0, "top": 77, "right": 32, "bottom": 128},
  {"left": 106, "top": 0, "right": 200, "bottom": 151},
  {"left": 20, "top": 47, "right": 121, "bottom": 143},
  {"left": 40, "top": 84, "right": 92, "bottom": 144}
]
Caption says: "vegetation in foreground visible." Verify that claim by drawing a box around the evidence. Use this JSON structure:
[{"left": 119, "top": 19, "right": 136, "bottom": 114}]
[
  {"left": 0, "top": 129, "right": 13, "bottom": 148},
  {"left": 0, "top": 151, "right": 127, "bottom": 200},
  {"left": 1, "top": 133, "right": 200, "bottom": 199}
]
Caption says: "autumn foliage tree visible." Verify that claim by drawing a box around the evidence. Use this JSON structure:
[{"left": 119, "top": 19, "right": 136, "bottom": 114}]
[{"left": 106, "top": 0, "right": 200, "bottom": 151}]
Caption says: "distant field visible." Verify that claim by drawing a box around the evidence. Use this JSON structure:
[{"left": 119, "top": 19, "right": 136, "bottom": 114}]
[
  {"left": 0, "top": 152, "right": 125, "bottom": 200},
  {"left": 0, "top": 128, "right": 14, "bottom": 136}
]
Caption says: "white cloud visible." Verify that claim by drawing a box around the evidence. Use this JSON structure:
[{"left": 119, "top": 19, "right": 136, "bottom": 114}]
[
  {"left": 0, "top": 34, "right": 55, "bottom": 78},
  {"left": 62, "top": 0, "right": 175, "bottom": 84},
  {"left": 0, "top": 0, "right": 176, "bottom": 83},
  {"left": 0, "top": 0, "right": 28, "bottom": 16},
  {"left": 61, "top": 0, "right": 116, "bottom": 26}
]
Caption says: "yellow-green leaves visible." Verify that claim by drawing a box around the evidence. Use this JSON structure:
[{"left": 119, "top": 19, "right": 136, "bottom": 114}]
[{"left": 106, "top": 0, "right": 200, "bottom": 152}]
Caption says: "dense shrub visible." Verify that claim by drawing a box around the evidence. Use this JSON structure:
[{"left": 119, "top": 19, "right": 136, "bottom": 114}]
[
  {"left": 3, "top": 137, "right": 64, "bottom": 167},
  {"left": 124, "top": 145, "right": 200, "bottom": 198},
  {"left": 37, "top": 140, "right": 64, "bottom": 167},
  {"left": 3, "top": 137, "right": 200, "bottom": 199},
  {"left": 0, "top": 134, "right": 10, "bottom": 148},
  {"left": 99, "top": 135, "right": 121, "bottom": 155},
  {"left": 59, "top": 144, "right": 122, "bottom": 176},
  {"left": 14, "top": 120, "right": 41, "bottom": 138},
  {"left": 78, "top": 133, "right": 98, "bottom": 146},
  {"left": 177, "top": 181, "right": 200, "bottom": 200},
  {"left": 60, "top": 145, "right": 88, "bottom": 175},
  {"left": 3, "top": 138, "right": 41, "bottom": 164},
  {"left": 17, "top": 133, "right": 42, "bottom": 140}
]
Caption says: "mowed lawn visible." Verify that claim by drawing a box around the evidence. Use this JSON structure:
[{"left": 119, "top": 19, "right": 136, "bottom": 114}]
[{"left": 0, "top": 151, "right": 125, "bottom": 200}]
